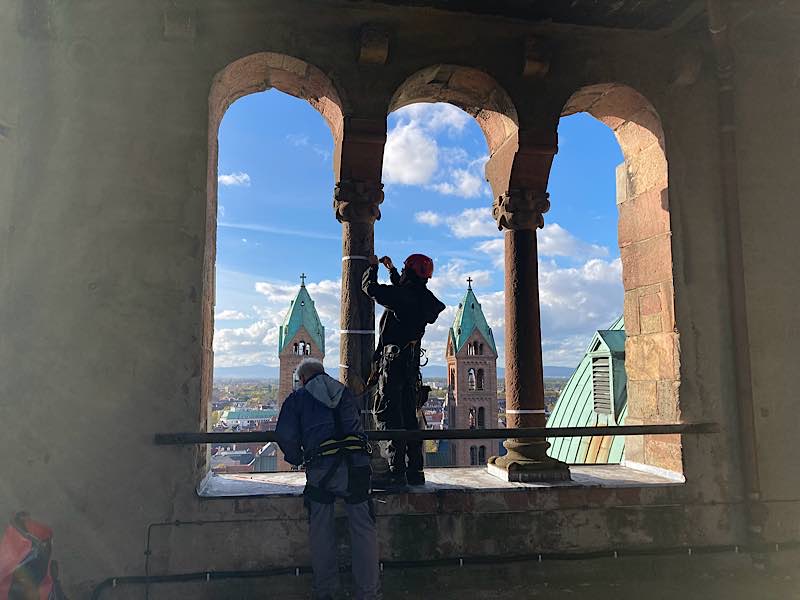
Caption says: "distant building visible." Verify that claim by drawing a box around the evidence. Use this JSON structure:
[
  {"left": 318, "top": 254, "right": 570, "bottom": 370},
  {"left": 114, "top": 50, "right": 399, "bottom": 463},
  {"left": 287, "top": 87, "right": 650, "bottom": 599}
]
[
  {"left": 277, "top": 275, "right": 325, "bottom": 402},
  {"left": 546, "top": 316, "right": 627, "bottom": 464},
  {"left": 440, "top": 281, "right": 500, "bottom": 466},
  {"left": 219, "top": 408, "right": 278, "bottom": 429}
]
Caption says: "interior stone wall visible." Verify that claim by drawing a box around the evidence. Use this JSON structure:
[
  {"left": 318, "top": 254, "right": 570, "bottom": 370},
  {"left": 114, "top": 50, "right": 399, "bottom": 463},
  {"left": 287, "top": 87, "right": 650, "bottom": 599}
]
[{"left": 2, "top": 0, "right": 797, "bottom": 596}]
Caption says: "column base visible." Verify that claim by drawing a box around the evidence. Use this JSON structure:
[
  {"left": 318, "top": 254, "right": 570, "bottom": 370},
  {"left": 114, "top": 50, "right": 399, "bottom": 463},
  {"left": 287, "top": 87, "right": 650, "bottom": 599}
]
[{"left": 487, "top": 439, "right": 571, "bottom": 483}]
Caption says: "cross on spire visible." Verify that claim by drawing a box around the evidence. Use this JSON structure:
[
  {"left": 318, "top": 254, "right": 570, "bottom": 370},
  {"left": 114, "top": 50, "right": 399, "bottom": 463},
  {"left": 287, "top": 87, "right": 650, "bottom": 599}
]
[
  {"left": 300, "top": 273, "right": 307, "bottom": 287},
  {"left": 466, "top": 276, "right": 473, "bottom": 289}
]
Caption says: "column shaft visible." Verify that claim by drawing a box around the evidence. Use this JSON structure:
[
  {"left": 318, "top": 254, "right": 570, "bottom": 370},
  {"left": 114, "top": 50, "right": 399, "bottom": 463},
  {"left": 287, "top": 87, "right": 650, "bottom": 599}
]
[
  {"left": 503, "top": 228, "right": 545, "bottom": 429},
  {"left": 339, "top": 221, "right": 375, "bottom": 394}
]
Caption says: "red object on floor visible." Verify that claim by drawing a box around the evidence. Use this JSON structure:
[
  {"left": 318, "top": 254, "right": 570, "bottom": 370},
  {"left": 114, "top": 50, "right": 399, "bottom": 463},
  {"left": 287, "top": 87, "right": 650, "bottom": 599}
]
[{"left": 0, "top": 513, "right": 58, "bottom": 600}]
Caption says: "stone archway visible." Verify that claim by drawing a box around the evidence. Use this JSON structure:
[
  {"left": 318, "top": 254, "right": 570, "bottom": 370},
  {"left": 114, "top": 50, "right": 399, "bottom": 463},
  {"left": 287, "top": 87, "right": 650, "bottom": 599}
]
[
  {"left": 562, "top": 83, "right": 681, "bottom": 473},
  {"left": 388, "top": 64, "right": 519, "bottom": 199},
  {"left": 200, "top": 53, "right": 345, "bottom": 451}
]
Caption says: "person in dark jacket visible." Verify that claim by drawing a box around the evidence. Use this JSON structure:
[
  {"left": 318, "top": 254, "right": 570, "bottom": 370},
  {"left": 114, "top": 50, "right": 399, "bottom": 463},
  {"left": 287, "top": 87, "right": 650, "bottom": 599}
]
[
  {"left": 362, "top": 253, "right": 446, "bottom": 487},
  {"left": 275, "top": 358, "right": 380, "bottom": 600}
]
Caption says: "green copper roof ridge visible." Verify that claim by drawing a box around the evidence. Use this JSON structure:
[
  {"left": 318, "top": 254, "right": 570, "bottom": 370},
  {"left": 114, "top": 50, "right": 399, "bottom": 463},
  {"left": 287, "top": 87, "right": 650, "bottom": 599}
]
[
  {"left": 278, "top": 284, "right": 325, "bottom": 355},
  {"left": 450, "top": 287, "right": 497, "bottom": 355}
]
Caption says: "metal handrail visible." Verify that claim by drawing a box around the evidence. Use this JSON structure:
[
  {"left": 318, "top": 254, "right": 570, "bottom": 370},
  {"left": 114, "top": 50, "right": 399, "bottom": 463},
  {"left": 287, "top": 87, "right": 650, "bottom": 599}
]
[{"left": 154, "top": 422, "right": 718, "bottom": 445}]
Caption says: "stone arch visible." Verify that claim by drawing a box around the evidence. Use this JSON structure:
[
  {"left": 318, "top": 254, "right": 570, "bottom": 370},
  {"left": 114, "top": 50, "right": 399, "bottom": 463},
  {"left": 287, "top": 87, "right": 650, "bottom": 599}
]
[
  {"left": 561, "top": 83, "right": 681, "bottom": 473},
  {"left": 388, "top": 65, "right": 519, "bottom": 198},
  {"left": 200, "top": 53, "right": 345, "bottom": 442}
]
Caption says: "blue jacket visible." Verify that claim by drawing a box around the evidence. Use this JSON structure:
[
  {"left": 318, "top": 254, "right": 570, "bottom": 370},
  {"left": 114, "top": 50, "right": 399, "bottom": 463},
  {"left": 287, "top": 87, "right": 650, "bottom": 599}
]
[{"left": 275, "top": 372, "right": 369, "bottom": 468}]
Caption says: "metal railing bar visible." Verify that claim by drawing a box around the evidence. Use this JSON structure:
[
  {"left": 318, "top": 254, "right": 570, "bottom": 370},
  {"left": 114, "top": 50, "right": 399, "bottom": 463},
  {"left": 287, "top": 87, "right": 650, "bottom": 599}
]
[{"left": 154, "top": 422, "right": 718, "bottom": 445}]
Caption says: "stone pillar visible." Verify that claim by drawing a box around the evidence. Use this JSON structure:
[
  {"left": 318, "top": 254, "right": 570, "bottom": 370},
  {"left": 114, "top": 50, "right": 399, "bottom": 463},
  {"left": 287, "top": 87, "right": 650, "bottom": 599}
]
[
  {"left": 334, "top": 117, "right": 388, "bottom": 475},
  {"left": 334, "top": 179, "right": 383, "bottom": 397},
  {"left": 487, "top": 189, "right": 571, "bottom": 482}
]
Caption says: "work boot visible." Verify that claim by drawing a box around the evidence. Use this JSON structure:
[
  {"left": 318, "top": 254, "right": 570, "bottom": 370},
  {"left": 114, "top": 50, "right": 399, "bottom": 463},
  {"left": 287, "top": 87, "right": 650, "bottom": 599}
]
[
  {"left": 371, "top": 469, "right": 407, "bottom": 490},
  {"left": 406, "top": 471, "right": 425, "bottom": 486}
]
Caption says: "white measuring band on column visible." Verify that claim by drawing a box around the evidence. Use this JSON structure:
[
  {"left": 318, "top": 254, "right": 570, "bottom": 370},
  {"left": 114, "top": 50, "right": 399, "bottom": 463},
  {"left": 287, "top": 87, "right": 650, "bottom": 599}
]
[
  {"left": 505, "top": 409, "right": 547, "bottom": 414},
  {"left": 338, "top": 364, "right": 349, "bottom": 369},
  {"left": 342, "top": 255, "right": 370, "bottom": 261},
  {"left": 339, "top": 330, "right": 375, "bottom": 334}
]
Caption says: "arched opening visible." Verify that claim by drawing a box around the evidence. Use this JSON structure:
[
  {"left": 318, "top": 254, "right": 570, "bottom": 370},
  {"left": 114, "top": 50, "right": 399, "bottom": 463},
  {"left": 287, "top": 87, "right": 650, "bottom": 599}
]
[
  {"left": 385, "top": 65, "right": 515, "bottom": 472},
  {"left": 476, "top": 369, "right": 485, "bottom": 391},
  {"left": 467, "top": 368, "right": 477, "bottom": 391},
  {"left": 470, "top": 445, "right": 478, "bottom": 466},
  {"left": 555, "top": 83, "right": 681, "bottom": 473},
  {"left": 478, "top": 445, "right": 487, "bottom": 465},
  {"left": 201, "top": 53, "right": 344, "bottom": 474},
  {"left": 477, "top": 406, "right": 486, "bottom": 428}
]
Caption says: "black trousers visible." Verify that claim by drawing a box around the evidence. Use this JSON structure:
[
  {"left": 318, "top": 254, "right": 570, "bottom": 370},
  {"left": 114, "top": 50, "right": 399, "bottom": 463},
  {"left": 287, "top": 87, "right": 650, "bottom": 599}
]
[{"left": 374, "top": 344, "right": 423, "bottom": 474}]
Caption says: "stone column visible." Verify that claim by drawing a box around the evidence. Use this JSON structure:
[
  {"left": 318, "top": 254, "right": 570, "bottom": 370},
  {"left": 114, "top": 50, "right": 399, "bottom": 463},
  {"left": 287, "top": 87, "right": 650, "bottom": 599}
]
[
  {"left": 334, "top": 179, "right": 383, "bottom": 398},
  {"left": 487, "top": 188, "right": 571, "bottom": 482}
]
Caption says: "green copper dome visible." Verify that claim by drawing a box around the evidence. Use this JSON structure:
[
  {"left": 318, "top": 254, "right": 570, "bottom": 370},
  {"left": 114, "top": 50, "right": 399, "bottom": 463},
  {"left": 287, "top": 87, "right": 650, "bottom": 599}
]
[
  {"left": 278, "top": 282, "right": 325, "bottom": 354},
  {"left": 449, "top": 285, "right": 497, "bottom": 355}
]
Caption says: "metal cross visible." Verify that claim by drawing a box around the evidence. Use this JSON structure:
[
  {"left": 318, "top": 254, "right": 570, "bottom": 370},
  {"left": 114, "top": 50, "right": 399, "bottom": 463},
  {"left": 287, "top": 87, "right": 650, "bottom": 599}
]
[
  {"left": 466, "top": 276, "right": 473, "bottom": 289},
  {"left": 300, "top": 273, "right": 307, "bottom": 286}
]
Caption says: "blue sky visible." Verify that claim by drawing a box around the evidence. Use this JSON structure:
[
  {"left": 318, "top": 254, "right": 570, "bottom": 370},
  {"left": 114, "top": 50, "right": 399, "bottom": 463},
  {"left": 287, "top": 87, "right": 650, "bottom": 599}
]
[{"left": 213, "top": 91, "right": 624, "bottom": 371}]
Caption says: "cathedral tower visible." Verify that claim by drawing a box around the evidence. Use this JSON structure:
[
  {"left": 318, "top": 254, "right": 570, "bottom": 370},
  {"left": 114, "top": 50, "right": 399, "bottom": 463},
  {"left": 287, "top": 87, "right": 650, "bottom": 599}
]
[
  {"left": 445, "top": 279, "right": 499, "bottom": 466},
  {"left": 277, "top": 274, "right": 326, "bottom": 405}
]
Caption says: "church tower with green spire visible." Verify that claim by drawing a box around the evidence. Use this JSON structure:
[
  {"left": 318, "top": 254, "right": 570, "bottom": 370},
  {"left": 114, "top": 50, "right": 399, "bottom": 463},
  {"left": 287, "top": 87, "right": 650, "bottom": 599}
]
[
  {"left": 277, "top": 274, "right": 326, "bottom": 404},
  {"left": 445, "top": 278, "right": 499, "bottom": 467}
]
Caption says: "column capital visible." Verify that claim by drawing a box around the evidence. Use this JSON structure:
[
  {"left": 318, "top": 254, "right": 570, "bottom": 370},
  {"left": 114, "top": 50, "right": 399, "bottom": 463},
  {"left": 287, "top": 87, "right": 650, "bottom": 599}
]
[
  {"left": 333, "top": 178, "right": 384, "bottom": 224},
  {"left": 492, "top": 189, "right": 550, "bottom": 231}
]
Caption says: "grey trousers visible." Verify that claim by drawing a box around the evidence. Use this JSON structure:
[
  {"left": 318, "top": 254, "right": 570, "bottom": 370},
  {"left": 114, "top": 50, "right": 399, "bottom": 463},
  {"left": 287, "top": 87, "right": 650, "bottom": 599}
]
[{"left": 306, "top": 461, "right": 381, "bottom": 600}]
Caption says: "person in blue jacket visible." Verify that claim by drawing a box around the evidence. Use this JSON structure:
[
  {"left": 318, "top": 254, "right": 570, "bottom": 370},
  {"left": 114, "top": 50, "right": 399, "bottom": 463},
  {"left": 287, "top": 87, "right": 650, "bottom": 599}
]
[{"left": 275, "top": 358, "right": 380, "bottom": 600}]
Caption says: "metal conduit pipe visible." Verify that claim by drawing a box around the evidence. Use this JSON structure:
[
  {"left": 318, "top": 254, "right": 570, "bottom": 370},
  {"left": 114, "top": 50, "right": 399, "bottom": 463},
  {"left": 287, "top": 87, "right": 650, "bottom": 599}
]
[
  {"left": 90, "top": 541, "right": 800, "bottom": 600},
  {"left": 705, "top": 0, "right": 764, "bottom": 550}
]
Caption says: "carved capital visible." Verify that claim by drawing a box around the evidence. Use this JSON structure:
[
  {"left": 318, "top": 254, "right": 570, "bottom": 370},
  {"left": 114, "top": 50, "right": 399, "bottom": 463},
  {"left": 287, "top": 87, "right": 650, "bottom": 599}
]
[
  {"left": 334, "top": 179, "right": 384, "bottom": 224},
  {"left": 492, "top": 189, "right": 550, "bottom": 231}
]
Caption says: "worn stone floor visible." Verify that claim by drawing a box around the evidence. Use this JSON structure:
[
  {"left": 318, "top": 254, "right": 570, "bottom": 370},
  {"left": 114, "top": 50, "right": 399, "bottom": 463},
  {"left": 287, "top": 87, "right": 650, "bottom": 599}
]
[
  {"left": 104, "top": 550, "right": 800, "bottom": 599},
  {"left": 199, "top": 464, "right": 683, "bottom": 497}
]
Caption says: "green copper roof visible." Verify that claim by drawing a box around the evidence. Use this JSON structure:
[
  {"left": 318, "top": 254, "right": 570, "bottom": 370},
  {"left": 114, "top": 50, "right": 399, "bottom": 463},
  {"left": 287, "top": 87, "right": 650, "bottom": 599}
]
[
  {"left": 450, "top": 286, "right": 497, "bottom": 355},
  {"left": 278, "top": 283, "right": 325, "bottom": 354},
  {"left": 547, "top": 315, "right": 627, "bottom": 464}
]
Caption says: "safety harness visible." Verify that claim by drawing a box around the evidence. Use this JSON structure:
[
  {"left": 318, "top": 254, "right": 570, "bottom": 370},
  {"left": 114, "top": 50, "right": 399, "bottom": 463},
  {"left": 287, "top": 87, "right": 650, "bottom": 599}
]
[{"left": 303, "top": 399, "right": 371, "bottom": 506}]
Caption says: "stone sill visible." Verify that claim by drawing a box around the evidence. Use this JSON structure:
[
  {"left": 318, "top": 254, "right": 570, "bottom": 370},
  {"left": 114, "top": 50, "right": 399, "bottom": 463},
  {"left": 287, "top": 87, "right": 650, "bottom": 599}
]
[{"left": 198, "top": 464, "right": 685, "bottom": 499}]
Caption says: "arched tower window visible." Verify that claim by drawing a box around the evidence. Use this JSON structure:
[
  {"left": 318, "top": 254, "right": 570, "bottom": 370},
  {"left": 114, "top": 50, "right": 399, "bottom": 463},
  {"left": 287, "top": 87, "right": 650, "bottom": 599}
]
[
  {"left": 467, "top": 368, "right": 476, "bottom": 391},
  {"left": 477, "top": 406, "right": 486, "bottom": 428},
  {"left": 468, "top": 407, "right": 476, "bottom": 429},
  {"left": 479, "top": 343, "right": 484, "bottom": 355},
  {"left": 476, "top": 369, "right": 485, "bottom": 391},
  {"left": 478, "top": 445, "right": 487, "bottom": 465},
  {"left": 449, "top": 368, "right": 455, "bottom": 388},
  {"left": 470, "top": 446, "right": 477, "bottom": 466}
]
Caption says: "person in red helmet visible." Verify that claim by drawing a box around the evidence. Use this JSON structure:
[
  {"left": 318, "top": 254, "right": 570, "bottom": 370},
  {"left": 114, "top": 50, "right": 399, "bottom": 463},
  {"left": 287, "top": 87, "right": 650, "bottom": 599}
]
[{"left": 362, "top": 253, "right": 446, "bottom": 487}]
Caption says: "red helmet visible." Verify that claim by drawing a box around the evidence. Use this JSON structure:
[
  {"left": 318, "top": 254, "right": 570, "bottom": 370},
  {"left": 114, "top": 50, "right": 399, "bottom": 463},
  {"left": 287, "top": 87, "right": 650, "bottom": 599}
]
[{"left": 404, "top": 254, "right": 434, "bottom": 280}]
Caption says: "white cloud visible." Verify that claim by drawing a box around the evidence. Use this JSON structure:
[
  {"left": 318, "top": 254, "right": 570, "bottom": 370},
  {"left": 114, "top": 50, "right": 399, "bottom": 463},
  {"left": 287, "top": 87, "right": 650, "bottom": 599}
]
[
  {"left": 475, "top": 223, "right": 610, "bottom": 261},
  {"left": 414, "top": 211, "right": 443, "bottom": 226},
  {"left": 392, "top": 103, "right": 470, "bottom": 134},
  {"left": 383, "top": 122, "right": 439, "bottom": 185},
  {"left": 538, "top": 223, "right": 609, "bottom": 259},
  {"left": 430, "top": 168, "right": 485, "bottom": 198},
  {"left": 448, "top": 208, "right": 498, "bottom": 238},
  {"left": 416, "top": 207, "right": 499, "bottom": 239},
  {"left": 215, "top": 310, "right": 249, "bottom": 321},
  {"left": 218, "top": 172, "right": 251, "bottom": 187}
]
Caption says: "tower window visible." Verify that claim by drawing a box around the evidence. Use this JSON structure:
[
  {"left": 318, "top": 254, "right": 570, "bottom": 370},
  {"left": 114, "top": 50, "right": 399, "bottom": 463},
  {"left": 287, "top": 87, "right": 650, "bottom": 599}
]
[
  {"left": 470, "top": 446, "right": 477, "bottom": 466},
  {"left": 477, "top": 406, "right": 485, "bottom": 428},
  {"left": 467, "top": 368, "right": 476, "bottom": 391},
  {"left": 478, "top": 445, "right": 487, "bottom": 465},
  {"left": 476, "top": 369, "right": 485, "bottom": 391}
]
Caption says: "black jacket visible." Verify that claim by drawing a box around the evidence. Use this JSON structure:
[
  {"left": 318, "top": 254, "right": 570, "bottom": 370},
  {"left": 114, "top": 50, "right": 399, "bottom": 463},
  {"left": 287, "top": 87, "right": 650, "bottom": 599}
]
[{"left": 362, "top": 264, "right": 446, "bottom": 354}]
